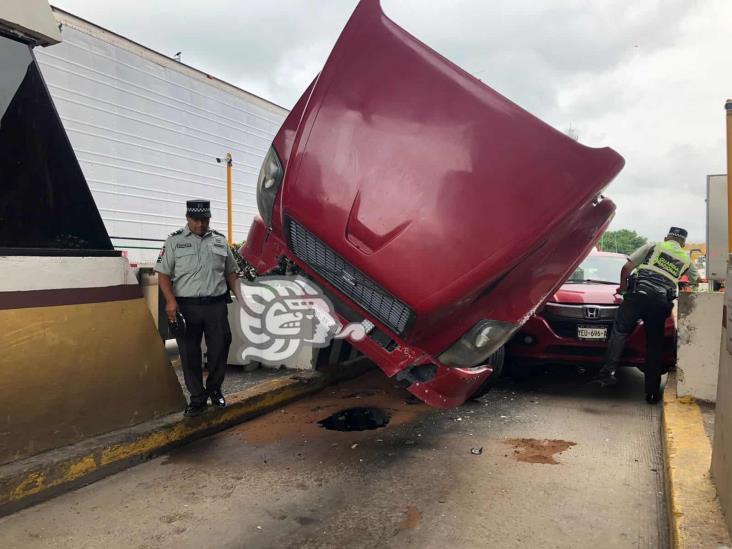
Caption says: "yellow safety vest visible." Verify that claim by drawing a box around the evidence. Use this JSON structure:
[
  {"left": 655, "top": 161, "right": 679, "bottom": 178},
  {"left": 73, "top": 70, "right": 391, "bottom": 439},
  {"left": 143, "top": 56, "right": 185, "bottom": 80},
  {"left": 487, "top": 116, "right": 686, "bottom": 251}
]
[{"left": 636, "top": 241, "right": 692, "bottom": 287}]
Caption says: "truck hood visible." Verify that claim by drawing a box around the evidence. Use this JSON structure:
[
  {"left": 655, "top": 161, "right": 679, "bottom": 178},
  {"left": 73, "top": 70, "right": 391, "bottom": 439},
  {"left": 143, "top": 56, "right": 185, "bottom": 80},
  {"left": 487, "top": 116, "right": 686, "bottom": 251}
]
[
  {"left": 551, "top": 283, "right": 622, "bottom": 306},
  {"left": 278, "top": 0, "right": 624, "bottom": 334}
]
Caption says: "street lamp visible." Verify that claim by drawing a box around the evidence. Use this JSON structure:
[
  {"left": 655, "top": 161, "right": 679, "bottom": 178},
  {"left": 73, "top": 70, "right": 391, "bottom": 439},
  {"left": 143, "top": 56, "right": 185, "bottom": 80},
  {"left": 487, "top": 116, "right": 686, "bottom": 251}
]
[{"left": 216, "top": 153, "right": 234, "bottom": 244}]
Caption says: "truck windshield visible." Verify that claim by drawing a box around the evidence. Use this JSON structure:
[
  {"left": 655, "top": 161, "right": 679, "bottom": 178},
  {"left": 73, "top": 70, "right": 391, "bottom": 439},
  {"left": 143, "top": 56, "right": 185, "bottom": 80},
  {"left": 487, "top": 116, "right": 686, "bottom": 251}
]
[{"left": 567, "top": 255, "right": 627, "bottom": 284}]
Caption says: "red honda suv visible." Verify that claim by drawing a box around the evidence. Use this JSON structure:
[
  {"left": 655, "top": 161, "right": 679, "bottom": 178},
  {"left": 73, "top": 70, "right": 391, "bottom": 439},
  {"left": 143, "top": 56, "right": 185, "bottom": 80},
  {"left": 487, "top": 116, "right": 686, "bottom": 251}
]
[{"left": 506, "top": 250, "right": 676, "bottom": 371}]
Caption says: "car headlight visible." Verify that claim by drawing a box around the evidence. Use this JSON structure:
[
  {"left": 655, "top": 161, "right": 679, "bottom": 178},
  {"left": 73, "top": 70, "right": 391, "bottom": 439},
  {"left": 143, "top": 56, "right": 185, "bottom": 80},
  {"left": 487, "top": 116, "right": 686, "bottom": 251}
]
[
  {"left": 438, "top": 320, "right": 518, "bottom": 368},
  {"left": 256, "top": 146, "right": 284, "bottom": 227}
]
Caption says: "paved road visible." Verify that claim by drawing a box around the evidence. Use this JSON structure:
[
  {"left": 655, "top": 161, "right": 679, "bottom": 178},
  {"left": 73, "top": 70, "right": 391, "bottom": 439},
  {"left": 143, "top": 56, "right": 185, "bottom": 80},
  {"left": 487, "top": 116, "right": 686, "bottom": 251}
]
[{"left": 0, "top": 366, "right": 668, "bottom": 549}]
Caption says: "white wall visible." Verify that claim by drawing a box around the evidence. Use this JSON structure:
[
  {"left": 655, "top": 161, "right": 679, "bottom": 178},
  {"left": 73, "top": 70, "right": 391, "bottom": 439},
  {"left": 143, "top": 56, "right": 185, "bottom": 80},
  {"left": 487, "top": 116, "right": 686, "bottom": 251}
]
[
  {"left": 35, "top": 11, "right": 288, "bottom": 264},
  {"left": 676, "top": 292, "right": 723, "bottom": 402},
  {"left": 0, "top": 256, "right": 137, "bottom": 291}
]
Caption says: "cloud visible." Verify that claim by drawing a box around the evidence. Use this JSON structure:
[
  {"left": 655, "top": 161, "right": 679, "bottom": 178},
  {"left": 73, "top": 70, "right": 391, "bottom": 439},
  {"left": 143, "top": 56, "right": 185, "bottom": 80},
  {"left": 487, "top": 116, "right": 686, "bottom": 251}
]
[{"left": 50, "top": 0, "right": 732, "bottom": 242}]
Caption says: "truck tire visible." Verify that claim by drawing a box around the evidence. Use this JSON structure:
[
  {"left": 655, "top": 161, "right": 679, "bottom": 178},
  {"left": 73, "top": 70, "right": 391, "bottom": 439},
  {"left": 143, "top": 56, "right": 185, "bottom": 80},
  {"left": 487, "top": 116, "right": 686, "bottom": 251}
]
[{"left": 469, "top": 346, "right": 506, "bottom": 399}]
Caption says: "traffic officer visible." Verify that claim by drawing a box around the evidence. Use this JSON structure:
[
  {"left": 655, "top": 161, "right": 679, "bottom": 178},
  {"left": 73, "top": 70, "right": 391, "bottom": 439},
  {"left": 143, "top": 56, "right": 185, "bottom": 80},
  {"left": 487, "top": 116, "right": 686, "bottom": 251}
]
[
  {"left": 592, "top": 227, "right": 699, "bottom": 403},
  {"left": 155, "top": 199, "right": 241, "bottom": 417}
]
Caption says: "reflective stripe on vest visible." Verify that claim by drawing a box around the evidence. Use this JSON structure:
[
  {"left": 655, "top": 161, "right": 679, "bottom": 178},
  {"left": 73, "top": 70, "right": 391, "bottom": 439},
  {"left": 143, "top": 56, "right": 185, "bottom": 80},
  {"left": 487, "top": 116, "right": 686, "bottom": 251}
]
[{"left": 636, "top": 241, "right": 691, "bottom": 285}]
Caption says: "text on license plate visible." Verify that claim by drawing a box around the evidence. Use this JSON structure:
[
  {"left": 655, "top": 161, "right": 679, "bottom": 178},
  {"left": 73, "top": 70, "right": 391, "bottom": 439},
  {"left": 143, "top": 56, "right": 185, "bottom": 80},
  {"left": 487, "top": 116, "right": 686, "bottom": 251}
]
[{"left": 577, "top": 326, "right": 608, "bottom": 340}]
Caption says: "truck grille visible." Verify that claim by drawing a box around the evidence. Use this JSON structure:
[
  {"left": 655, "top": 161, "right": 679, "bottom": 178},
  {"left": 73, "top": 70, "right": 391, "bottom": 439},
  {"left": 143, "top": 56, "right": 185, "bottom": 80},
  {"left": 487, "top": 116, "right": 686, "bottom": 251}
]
[{"left": 287, "top": 219, "right": 413, "bottom": 335}]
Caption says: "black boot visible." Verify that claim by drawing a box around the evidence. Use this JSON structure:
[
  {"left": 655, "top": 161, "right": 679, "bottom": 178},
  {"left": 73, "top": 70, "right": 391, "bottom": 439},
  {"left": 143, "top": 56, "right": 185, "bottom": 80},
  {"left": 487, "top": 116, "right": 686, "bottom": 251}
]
[
  {"left": 184, "top": 401, "right": 208, "bottom": 417},
  {"left": 589, "top": 366, "right": 618, "bottom": 387},
  {"left": 209, "top": 390, "right": 226, "bottom": 408},
  {"left": 590, "top": 330, "right": 627, "bottom": 387}
]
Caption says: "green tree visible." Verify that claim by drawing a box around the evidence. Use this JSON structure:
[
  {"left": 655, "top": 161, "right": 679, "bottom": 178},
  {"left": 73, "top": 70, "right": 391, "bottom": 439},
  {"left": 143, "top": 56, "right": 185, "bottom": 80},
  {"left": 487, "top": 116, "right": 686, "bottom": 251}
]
[{"left": 599, "top": 229, "right": 648, "bottom": 256}]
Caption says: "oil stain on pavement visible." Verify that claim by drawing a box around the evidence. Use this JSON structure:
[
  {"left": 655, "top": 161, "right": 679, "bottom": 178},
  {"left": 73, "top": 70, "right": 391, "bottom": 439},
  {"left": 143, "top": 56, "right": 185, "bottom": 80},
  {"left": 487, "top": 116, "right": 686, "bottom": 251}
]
[
  {"left": 505, "top": 438, "right": 577, "bottom": 464},
  {"left": 399, "top": 505, "right": 422, "bottom": 530}
]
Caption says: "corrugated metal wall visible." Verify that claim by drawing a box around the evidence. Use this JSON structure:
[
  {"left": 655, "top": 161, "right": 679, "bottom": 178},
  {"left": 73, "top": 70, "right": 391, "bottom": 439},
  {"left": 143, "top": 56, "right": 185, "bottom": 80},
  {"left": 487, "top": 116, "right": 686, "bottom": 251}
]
[{"left": 36, "top": 19, "right": 288, "bottom": 263}]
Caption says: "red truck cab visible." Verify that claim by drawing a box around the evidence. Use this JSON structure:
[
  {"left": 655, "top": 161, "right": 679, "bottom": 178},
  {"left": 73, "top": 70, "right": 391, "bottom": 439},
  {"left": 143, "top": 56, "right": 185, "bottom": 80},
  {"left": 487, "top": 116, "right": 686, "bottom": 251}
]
[
  {"left": 507, "top": 250, "right": 676, "bottom": 371},
  {"left": 241, "top": 0, "right": 624, "bottom": 408}
]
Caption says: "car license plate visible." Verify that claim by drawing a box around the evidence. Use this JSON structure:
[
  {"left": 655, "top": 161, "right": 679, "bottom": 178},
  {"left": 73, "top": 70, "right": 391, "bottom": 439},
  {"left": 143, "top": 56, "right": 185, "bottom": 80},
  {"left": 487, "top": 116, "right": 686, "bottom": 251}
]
[{"left": 577, "top": 325, "right": 608, "bottom": 340}]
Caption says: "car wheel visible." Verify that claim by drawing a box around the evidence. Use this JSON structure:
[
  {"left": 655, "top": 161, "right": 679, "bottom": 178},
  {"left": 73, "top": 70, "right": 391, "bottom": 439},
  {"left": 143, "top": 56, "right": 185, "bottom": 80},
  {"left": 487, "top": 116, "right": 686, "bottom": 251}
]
[{"left": 469, "top": 346, "right": 506, "bottom": 399}]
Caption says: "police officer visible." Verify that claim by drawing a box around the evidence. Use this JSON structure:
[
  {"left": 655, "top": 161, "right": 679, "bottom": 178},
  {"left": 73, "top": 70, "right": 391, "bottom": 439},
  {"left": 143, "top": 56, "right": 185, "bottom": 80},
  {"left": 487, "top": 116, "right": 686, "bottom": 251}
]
[
  {"left": 155, "top": 200, "right": 241, "bottom": 417},
  {"left": 592, "top": 227, "right": 699, "bottom": 403}
]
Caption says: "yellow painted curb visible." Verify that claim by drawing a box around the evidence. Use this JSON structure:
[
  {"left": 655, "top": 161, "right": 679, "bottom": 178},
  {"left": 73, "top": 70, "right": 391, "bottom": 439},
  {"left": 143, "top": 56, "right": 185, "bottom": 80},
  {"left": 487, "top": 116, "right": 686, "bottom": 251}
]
[
  {"left": 0, "top": 363, "right": 371, "bottom": 516},
  {"left": 662, "top": 372, "right": 732, "bottom": 548}
]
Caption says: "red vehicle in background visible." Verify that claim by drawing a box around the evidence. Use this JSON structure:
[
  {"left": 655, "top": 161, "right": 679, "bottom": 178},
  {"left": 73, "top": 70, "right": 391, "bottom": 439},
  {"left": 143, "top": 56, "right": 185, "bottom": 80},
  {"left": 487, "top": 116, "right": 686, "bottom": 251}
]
[
  {"left": 240, "top": 0, "right": 624, "bottom": 408},
  {"left": 506, "top": 250, "right": 676, "bottom": 372}
]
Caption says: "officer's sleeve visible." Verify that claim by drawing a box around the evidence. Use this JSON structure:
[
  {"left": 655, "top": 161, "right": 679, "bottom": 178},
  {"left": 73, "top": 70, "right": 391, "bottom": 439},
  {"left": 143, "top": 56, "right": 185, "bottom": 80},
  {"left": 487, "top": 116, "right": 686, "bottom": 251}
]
[
  {"left": 154, "top": 239, "right": 175, "bottom": 276},
  {"left": 685, "top": 260, "right": 700, "bottom": 284},
  {"left": 224, "top": 245, "right": 239, "bottom": 276},
  {"left": 628, "top": 242, "right": 655, "bottom": 268}
]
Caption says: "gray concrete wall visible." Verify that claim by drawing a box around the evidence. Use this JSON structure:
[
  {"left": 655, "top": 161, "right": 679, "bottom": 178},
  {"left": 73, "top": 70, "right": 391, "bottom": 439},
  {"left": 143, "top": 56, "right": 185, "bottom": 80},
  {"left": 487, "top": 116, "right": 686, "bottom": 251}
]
[
  {"left": 711, "top": 267, "right": 732, "bottom": 535},
  {"left": 676, "top": 292, "right": 724, "bottom": 402},
  {"left": 712, "top": 335, "right": 732, "bottom": 535}
]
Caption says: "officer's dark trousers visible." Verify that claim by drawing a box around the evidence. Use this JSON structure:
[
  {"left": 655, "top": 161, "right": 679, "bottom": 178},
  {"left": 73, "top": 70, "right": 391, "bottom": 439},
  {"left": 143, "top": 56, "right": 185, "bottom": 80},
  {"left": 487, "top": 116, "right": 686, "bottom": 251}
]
[
  {"left": 176, "top": 301, "right": 232, "bottom": 405},
  {"left": 604, "top": 292, "right": 673, "bottom": 395}
]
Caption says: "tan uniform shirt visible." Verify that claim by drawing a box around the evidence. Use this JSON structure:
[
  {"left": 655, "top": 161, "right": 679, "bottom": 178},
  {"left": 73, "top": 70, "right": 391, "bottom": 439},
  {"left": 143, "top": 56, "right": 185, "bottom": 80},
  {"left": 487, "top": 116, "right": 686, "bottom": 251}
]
[{"left": 155, "top": 226, "right": 238, "bottom": 297}]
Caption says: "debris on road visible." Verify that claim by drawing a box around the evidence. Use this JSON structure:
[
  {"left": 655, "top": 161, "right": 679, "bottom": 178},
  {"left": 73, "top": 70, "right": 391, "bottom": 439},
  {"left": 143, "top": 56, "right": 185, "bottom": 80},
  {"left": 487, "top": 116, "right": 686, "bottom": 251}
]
[{"left": 470, "top": 447, "right": 483, "bottom": 455}]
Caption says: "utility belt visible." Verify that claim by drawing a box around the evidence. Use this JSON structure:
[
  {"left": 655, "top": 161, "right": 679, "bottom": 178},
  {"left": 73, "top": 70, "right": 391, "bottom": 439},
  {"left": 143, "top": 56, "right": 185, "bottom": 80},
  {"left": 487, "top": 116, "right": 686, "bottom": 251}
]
[
  {"left": 176, "top": 293, "right": 230, "bottom": 306},
  {"left": 627, "top": 274, "right": 676, "bottom": 303}
]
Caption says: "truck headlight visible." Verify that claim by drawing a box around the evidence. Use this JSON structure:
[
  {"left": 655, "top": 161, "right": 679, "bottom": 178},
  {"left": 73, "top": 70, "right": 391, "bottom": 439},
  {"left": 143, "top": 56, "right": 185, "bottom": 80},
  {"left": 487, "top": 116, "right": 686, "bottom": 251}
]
[
  {"left": 256, "top": 146, "right": 284, "bottom": 227},
  {"left": 438, "top": 320, "right": 518, "bottom": 368}
]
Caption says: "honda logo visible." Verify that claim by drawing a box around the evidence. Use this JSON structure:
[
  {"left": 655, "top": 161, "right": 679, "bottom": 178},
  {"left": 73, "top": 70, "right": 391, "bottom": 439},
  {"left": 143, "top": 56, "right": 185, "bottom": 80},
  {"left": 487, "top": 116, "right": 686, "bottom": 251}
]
[{"left": 584, "top": 306, "right": 600, "bottom": 320}]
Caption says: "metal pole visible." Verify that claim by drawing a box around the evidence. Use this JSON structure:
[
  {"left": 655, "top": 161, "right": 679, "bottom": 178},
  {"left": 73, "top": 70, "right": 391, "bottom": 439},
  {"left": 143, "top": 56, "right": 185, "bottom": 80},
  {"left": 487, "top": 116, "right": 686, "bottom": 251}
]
[
  {"left": 226, "top": 152, "right": 233, "bottom": 245},
  {"left": 726, "top": 100, "right": 732, "bottom": 254}
]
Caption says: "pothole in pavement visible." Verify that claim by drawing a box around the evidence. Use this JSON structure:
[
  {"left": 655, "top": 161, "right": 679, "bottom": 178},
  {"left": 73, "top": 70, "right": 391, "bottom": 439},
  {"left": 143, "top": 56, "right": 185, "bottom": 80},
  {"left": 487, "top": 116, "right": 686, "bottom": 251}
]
[{"left": 318, "top": 407, "right": 391, "bottom": 431}]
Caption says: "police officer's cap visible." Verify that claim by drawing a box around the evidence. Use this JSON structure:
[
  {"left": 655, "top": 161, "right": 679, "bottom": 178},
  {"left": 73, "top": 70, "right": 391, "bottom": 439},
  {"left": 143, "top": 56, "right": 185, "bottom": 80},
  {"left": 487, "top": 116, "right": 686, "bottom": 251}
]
[
  {"left": 186, "top": 199, "right": 211, "bottom": 219},
  {"left": 668, "top": 227, "right": 688, "bottom": 239}
]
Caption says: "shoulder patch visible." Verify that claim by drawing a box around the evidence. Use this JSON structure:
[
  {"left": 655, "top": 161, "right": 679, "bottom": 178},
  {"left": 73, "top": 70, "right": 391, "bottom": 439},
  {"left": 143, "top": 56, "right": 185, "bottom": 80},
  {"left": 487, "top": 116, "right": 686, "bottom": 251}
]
[
  {"left": 211, "top": 230, "right": 225, "bottom": 237},
  {"left": 169, "top": 228, "right": 184, "bottom": 236}
]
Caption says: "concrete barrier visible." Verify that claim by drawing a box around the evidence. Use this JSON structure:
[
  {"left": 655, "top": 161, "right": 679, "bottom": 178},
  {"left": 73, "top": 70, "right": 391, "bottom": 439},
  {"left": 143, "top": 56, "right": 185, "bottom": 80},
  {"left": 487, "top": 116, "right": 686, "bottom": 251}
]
[
  {"left": 0, "top": 256, "right": 185, "bottom": 466},
  {"left": 676, "top": 292, "right": 724, "bottom": 402},
  {"left": 712, "top": 325, "right": 732, "bottom": 535}
]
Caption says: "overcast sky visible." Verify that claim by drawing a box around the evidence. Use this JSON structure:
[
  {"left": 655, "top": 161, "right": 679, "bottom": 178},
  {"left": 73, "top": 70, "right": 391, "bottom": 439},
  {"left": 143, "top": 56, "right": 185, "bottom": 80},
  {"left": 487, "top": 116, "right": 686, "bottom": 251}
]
[{"left": 51, "top": 0, "right": 732, "bottom": 243}]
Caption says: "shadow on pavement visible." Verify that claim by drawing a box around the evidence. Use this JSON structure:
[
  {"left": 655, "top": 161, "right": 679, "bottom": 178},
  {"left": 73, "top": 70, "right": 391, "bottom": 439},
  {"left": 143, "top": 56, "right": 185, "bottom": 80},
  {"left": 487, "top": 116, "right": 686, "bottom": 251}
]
[{"left": 492, "top": 361, "right": 666, "bottom": 404}]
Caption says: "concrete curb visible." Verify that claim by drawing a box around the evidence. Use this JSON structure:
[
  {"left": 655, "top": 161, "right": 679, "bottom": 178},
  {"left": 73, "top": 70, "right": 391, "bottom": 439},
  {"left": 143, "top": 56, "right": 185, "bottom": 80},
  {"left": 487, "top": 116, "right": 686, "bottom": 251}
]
[
  {"left": 0, "top": 360, "right": 372, "bottom": 517},
  {"left": 662, "top": 371, "right": 731, "bottom": 548}
]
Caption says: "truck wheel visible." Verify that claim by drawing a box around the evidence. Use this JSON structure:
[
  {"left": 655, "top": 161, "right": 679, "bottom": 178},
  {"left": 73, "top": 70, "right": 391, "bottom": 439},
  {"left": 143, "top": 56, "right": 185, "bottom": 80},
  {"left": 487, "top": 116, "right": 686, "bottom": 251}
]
[{"left": 469, "top": 346, "right": 506, "bottom": 399}]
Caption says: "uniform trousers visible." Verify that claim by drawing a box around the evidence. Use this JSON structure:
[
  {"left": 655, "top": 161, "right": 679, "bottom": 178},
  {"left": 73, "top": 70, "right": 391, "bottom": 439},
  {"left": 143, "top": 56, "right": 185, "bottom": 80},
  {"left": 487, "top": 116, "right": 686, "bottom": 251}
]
[
  {"left": 604, "top": 292, "right": 673, "bottom": 395},
  {"left": 176, "top": 299, "right": 232, "bottom": 405}
]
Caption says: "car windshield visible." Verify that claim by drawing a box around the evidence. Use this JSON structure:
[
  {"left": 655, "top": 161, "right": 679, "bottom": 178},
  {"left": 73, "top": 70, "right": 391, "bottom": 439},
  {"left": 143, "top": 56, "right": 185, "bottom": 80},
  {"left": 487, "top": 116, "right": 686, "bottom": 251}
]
[{"left": 567, "top": 255, "right": 627, "bottom": 284}]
